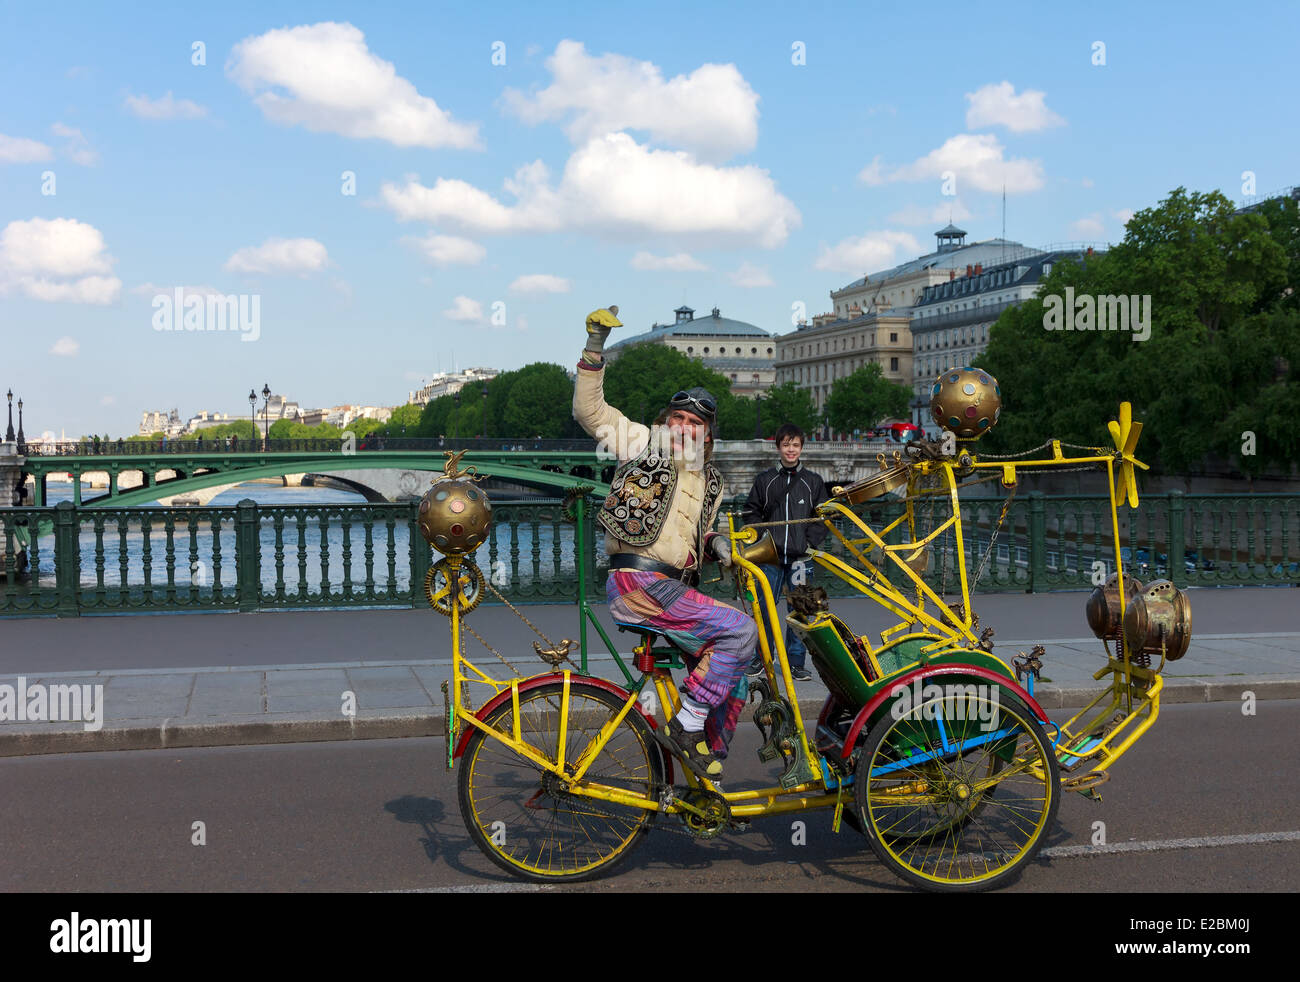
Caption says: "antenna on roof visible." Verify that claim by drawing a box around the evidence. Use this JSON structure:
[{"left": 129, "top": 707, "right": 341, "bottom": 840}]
[{"left": 1002, "top": 184, "right": 1007, "bottom": 263}]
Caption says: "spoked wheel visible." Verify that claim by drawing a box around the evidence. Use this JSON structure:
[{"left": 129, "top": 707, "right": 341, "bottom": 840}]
[
  {"left": 855, "top": 688, "right": 1059, "bottom": 892},
  {"left": 457, "top": 681, "right": 666, "bottom": 882}
]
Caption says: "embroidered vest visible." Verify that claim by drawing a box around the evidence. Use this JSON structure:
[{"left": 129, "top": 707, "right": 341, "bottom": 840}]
[{"left": 598, "top": 434, "right": 723, "bottom": 551}]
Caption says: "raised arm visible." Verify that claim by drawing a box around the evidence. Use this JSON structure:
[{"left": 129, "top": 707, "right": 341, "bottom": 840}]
[{"left": 572, "top": 306, "right": 650, "bottom": 463}]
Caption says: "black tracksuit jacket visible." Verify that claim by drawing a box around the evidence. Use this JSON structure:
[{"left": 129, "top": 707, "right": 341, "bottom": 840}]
[{"left": 741, "top": 462, "right": 831, "bottom": 564}]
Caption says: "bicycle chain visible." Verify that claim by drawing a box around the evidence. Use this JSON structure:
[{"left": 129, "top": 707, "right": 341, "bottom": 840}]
[{"left": 546, "top": 775, "right": 743, "bottom": 840}]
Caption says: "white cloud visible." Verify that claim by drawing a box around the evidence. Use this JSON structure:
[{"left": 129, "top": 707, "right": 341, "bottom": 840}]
[
  {"left": 814, "top": 230, "right": 923, "bottom": 274},
  {"left": 1114, "top": 208, "right": 1135, "bottom": 225},
  {"left": 886, "top": 200, "right": 973, "bottom": 226},
  {"left": 1081, "top": 177, "right": 1095, "bottom": 188},
  {"left": 224, "top": 237, "right": 329, "bottom": 275},
  {"left": 403, "top": 232, "right": 485, "bottom": 267},
  {"left": 0, "top": 217, "right": 121, "bottom": 304},
  {"left": 501, "top": 40, "right": 758, "bottom": 162},
  {"left": 0, "top": 133, "right": 54, "bottom": 163},
  {"left": 443, "top": 295, "right": 484, "bottom": 321},
  {"left": 380, "top": 133, "right": 799, "bottom": 247},
  {"left": 517, "top": 315, "right": 529, "bottom": 332},
  {"left": 728, "top": 262, "right": 773, "bottom": 287},
  {"left": 859, "top": 134, "right": 1045, "bottom": 194},
  {"left": 125, "top": 91, "right": 209, "bottom": 120},
  {"left": 964, "top": 81, "right": 1065, "bottom": 133},
  {"left": 100, "top": 395, "right": 116, "bottom": 406},
  {"left": 1071, "top": 213, "right": 1106, "bottom": 238},
  {"left": 50, "top": 337, "right": 80, "bottom": 356},
  {"left": 509, "top": 274, "right": 570, "bottom": 294},
  {"left": 227, "top": 21, "right": 480, "bottom": 150},
  {"left": 630, "top": 251, "right": 709, "bottom": 271},
  {"left": 51, "top": 122, "right": 98, "bottom": 165}
]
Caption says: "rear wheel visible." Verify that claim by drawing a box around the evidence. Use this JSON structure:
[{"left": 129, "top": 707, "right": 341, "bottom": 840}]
[
  {"left": 457, "top": 681, "right": 665, "bottom": 882},
  {"left": 855, "top": 687, "right": 1059, "bottom": 892}
]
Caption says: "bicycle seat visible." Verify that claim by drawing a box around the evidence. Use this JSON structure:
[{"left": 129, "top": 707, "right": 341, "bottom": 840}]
[{"left": 615, "top": 623, "right": 691, "bottom": 660}]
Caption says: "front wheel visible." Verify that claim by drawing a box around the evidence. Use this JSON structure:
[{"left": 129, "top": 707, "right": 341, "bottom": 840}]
[
  {"left": 457, "top": 681, "right": 666, "bottom": 882},
  {"left": 855, "top": 687, "right": 1059, "bottom": 892}
]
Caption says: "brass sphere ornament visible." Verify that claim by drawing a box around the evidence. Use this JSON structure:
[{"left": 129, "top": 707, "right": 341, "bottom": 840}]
[
  {"left": 930, "top": 366, "right": 1002, "bottom": 439},
  {"left": 417, "top": 451, "right": 493, "bottom": 556}
]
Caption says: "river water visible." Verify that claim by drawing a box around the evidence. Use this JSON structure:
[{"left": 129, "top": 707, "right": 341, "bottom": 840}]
[{"left": 23, "top": 481, "right": 588, "bottom": 596}]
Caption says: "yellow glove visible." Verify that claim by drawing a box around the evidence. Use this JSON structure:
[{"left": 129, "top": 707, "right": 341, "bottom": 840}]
[{"left": 584, "top": 305, "right": 622, "bottom": 358}]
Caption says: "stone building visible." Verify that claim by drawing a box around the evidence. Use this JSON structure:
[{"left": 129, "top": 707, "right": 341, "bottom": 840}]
[{"left": 603, "top": 306, "right": 777, "bottom": 395}]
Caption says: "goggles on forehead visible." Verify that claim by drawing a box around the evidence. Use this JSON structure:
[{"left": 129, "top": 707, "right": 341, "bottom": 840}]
[{"left": 669, "top": 390, "right": 717, "bottom": 419}]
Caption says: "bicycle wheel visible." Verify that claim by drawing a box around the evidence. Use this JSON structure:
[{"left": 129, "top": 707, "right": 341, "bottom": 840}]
[
  {"left": 855, "top": 687, "right": 1059, "bottom": 892},
  {"left": 457, "top": 680, "right": 665, "bottom": 882}
]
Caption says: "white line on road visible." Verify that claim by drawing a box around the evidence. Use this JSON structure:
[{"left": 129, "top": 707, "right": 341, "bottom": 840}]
[{"left": 1043, "top": 830, "right": 1300, "bottom": 859}]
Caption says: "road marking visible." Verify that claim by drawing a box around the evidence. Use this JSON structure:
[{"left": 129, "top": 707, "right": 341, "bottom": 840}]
[{"left": 1043, "top": 830, "right": 1300, "bottom": 859}]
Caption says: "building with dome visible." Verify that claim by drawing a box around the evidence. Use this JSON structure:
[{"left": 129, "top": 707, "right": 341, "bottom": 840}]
[{"left": 603, "top": 305, "right": 777, "bottom": 395}]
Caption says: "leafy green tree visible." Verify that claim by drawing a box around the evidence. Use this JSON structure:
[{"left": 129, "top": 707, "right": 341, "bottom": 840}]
[
  {"left": 976, "top": 187, "right": 1298, "bottom": 478},
  {"left": 825, "top": 363, "right": 910, "bottom": 433},
  {"left": 604, "top": 343, "right": 734, "bottom": 430},
  {"left": 418, "top": 394, "right": 457, "bottom": 437},
  {"left": 385, "top": 403, "right": 423, "bottom": 434},
  {"left": 501, "top": 363, "right": 574, "bottom": 438},
  {"left": 757, "top": 381, "right": 821, "bottom": 437}
]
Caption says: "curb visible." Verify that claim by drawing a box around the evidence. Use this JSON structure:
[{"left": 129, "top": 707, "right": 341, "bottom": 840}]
[{"left": 2, "top": 676, "right": 1296, "bottom": 758}]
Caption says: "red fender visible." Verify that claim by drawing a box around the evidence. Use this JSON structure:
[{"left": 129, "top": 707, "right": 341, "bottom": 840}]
[
  {"left": 840, "top": 664, "right": 1049, "bottom": 760},
  {"left": 452, "top": 673, "right": 673, "bottom": 782}
]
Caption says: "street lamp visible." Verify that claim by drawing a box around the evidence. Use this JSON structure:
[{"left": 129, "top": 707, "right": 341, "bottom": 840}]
[
  {"left": 248, "top": 389, "right": 256, "bottom": 448},
  {"left": 5, "top": 389, "right": 13, "bottom": 442},
  {"left": 261, "top": 383, "right": 271, "bottom": 450},
  {"left": 754, "top": 393, "right": 763, "bottom": 440},
  {"left": 16, "top": 398, "right": 25, "bottom": 451}
]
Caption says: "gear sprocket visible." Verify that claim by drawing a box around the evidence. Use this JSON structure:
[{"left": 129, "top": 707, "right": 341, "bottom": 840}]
[{"left": 424, "top": 558, "right": 485, "bottom": 616}]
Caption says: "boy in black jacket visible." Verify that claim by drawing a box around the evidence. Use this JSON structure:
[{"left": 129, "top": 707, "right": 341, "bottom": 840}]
[{"left": 741, "top": 423, "right": 830, "bottom": 681}]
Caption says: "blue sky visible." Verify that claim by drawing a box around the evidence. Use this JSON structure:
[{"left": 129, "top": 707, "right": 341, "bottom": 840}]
[{"left": 2, "top": 0, "right": 1296, "bottom": 438}]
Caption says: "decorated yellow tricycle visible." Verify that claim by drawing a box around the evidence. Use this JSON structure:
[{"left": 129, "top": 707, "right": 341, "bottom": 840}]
[{"left": 426, "top": 379, "right": 1191, "bottom": 892}]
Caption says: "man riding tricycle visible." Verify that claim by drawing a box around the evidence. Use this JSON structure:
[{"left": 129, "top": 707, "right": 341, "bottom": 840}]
[{"left": 426, "top": 308, "right": 1190, "bottom": 891}]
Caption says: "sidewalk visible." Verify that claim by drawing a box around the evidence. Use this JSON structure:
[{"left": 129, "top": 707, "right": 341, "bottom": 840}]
[{"left": 2, "top": 588, "right": 1297, "bottom": 755}]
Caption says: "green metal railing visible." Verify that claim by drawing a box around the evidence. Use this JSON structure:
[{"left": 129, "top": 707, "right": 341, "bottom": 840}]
[{"left": 2, "top": 492, "right": 1297, "bottom": 616}]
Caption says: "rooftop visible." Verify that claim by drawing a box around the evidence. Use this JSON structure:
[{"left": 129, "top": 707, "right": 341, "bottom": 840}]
[{"left": 609, "top": 305, "right": 773, "bottom": 348}]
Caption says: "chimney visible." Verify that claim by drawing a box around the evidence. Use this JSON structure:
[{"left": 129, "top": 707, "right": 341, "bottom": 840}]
[
  {"left": 949, "top": 269, "right": 956, "bottom": 281},
  {"left": 1086, "top": 247, "right": 1094, "bottom": 256},
  {"left": 711, "top": 306, "right": 720, "bottom": 318},
  {"left": 965, "top": 264, "right": 973, "bottom": 277},
  {"left": 975, "top": 263, "right": 982, "bottom": 274}
]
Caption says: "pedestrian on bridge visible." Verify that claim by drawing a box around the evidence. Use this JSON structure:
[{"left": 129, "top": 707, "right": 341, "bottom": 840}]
[{"left": 742, "top": 423, "right": 831, "bottom": 682}]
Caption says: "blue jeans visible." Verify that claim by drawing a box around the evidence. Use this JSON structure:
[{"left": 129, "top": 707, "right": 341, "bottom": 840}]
[{"left": 755, "top": 562, "right": 810, "bottom": 670}]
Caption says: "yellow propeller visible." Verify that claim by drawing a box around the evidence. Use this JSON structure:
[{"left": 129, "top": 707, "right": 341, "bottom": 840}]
[{"left": 1106, "top": 402, "right": 1149, "bottom": 508}]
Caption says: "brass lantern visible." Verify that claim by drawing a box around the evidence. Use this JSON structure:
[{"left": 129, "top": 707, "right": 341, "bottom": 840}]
[
  {"left": 1122, "top": 579, "right": 1192, "bottom": 662},
  {"left": 1086, "top": 572, "right": 1145, "bottom": 642}
]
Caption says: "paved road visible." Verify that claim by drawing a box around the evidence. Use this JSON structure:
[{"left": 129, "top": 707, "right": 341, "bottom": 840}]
[{"left": 3, "top": 700, "right": 1295, "bottom": 893}]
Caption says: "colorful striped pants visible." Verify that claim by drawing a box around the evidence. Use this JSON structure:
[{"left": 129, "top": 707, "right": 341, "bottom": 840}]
[{"left": 607, "top": 569, "right": 757, "bottom": 759}]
